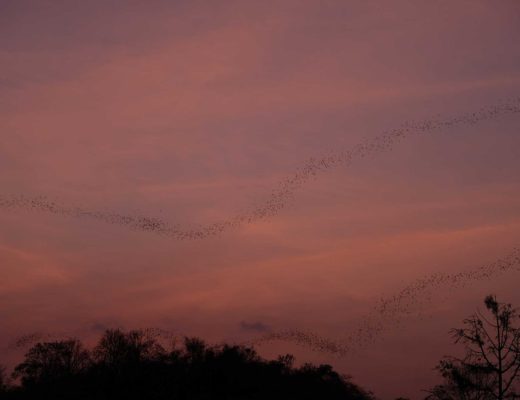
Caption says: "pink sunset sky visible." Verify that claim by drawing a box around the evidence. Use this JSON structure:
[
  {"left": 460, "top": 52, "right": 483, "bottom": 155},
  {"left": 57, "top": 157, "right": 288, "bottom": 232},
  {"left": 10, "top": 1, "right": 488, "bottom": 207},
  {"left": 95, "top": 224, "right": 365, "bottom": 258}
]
[{"left": 1, "top": 1, "right": 520, "bottom": 398}]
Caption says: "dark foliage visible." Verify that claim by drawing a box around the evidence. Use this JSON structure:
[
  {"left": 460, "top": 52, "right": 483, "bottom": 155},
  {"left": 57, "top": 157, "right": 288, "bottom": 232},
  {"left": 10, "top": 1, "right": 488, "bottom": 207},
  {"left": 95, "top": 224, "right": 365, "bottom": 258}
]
[
  {"left": 0, "top": 365, "right": 9, "bottom": 398},
  {"left": 426, "top": 295, "right": 520, "bottom": 400},
  {"left": 2, "top": 329, "right": 374, "bottom": 400}
]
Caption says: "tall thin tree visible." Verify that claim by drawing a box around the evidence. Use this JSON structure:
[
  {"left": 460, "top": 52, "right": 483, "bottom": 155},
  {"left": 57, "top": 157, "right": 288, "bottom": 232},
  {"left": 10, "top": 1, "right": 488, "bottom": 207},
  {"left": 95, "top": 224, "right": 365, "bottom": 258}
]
[{"left": 429, "top": 295, "right": 520, "bottom": 400}]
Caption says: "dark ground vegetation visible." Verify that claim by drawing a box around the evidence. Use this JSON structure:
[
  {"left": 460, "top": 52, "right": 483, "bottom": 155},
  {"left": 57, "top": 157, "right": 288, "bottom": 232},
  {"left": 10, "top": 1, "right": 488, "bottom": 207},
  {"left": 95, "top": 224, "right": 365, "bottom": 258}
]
[{"left": 0, "top": 329, "right": 374, "bottom": 400}]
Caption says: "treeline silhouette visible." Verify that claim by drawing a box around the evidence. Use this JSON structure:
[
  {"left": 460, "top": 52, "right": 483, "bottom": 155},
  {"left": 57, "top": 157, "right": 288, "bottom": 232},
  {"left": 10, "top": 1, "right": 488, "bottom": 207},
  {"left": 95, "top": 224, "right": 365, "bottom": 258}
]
[
  {"left": 3, "top": 295, "right": 518, "bottom": 399},
  {"left": 0, "top": 329, "right": 374, "bottom": 400}
]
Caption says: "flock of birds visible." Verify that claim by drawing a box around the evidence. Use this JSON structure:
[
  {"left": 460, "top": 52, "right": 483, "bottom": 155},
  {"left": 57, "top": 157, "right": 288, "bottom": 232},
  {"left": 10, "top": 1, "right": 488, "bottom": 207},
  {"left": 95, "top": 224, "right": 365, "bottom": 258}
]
[
  {"left": 250, "top": 247, "right": 520, "bottom": 356},
  {"left": 2, "top": 97, "right": 520, "bottom": 359},
  {"left": 8, "top": 248, "right": 520, "bottom": 358},
  {"left": 0, "top": 97, "right": 519, "bottom": 239},
  {"left": 8, "top": 327, "right": 187, "bottom": 352}
]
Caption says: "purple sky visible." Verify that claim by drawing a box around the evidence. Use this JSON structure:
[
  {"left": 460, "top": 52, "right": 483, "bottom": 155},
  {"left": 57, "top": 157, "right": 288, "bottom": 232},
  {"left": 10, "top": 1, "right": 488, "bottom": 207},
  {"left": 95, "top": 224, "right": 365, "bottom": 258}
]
[{"left": 1, "top": 1, "right": 520, "bottom": 398}]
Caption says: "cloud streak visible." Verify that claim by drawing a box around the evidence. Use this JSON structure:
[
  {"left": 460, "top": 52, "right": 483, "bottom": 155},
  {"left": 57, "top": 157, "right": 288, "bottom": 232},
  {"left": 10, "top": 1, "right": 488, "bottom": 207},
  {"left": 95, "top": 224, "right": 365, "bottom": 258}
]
[{"left": 239, "top": 321, "right": 271, "bottom": 333}]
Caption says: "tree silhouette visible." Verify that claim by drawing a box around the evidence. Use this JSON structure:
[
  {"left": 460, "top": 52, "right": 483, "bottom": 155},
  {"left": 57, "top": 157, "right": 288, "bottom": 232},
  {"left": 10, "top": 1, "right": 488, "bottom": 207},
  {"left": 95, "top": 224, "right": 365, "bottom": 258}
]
[
  {"left": 427, "top": 295, "right": 520, "bottom": 400},
  {"left": 94, "top": 329, "right": 164, "bottom": 367},
  {"left": 1, "top": 329, "right": 375, "bottom": 399},
  {"left": 13, "top": 339, "right": 90, "bottom": 386},
  {"left": 427, "top": 358, "right": 496, "bottom": 400},
  {"left": 0, "top": 365, "right": 8, "bottom": 397}
]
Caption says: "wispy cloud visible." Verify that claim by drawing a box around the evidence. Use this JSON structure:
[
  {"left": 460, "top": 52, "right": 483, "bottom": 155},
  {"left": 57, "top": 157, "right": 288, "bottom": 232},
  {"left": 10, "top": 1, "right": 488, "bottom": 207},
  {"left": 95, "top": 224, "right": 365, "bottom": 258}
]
[{"left": 239, "top": 321, "right": 271, "bottom": 333}]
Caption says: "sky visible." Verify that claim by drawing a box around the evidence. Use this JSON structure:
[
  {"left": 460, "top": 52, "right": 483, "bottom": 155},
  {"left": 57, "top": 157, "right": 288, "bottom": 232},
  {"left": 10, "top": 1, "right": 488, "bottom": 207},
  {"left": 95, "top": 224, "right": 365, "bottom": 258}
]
[{"left": 1, "top": 1, "right": 520, "bottom": 398}]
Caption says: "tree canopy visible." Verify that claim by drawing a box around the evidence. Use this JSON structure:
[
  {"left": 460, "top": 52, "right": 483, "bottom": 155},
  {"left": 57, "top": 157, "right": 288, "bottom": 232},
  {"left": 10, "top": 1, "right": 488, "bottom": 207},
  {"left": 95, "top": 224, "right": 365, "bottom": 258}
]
[{"left": 1, "top": 329, "right": 374, "bottom": 400}]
